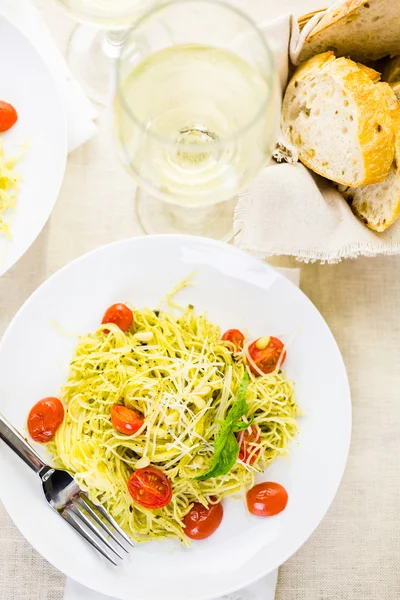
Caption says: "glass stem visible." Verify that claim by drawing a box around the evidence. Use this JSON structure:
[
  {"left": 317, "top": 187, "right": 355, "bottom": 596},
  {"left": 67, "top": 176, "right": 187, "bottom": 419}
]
[{"left": 102, "top": 29, "right": 127, "bottom": 60}]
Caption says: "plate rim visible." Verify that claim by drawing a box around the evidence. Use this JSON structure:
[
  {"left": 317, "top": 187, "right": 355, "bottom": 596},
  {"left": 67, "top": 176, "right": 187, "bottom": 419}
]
[
  {"left": 0, "top": 234, "right": 352, "bottom": 599},
  {"left": 0, "top": 14, "right": 68, "bottom": 277}
]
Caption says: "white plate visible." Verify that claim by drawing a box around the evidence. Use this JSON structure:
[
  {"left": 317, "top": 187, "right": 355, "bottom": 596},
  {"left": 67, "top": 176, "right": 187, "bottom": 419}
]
[
  {"left": 0, "top": 235, "right": 351, "bottom": 600},
  {"left": 0, "top": 16, "right": 67, "bottom": 276}
]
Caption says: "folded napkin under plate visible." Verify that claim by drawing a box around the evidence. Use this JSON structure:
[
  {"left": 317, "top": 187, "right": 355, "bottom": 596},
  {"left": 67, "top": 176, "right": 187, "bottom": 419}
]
[{"left": 234, "top": 4, "right": 400, "bottom": 263}]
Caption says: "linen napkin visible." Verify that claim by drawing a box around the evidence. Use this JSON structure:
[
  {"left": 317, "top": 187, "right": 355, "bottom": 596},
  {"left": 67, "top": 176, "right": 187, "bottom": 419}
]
[
  {"left": 63, "top": 266, "right": 300, "bottom": 600},
  {"left": 64, "top": 571, "right": 280, "bottom": 600},
  {"left": 234, "top": 5, "right": 400, "bottom": 262},
  {"left": 0, "top": 0, "right": 96, "bottom": 152}
]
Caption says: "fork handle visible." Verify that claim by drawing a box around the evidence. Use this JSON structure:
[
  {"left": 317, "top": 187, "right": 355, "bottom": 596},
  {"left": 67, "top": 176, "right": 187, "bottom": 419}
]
[{"left": 0, "top": 412, "right": 48, "bottom": 474}]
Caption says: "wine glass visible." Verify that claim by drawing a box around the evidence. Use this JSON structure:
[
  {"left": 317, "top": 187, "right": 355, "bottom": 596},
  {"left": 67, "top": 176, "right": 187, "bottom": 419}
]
[
  {"left": 114, "top": 0, "right": 280, "bottom": 240},
  {"left": 55, "top": 0, "right": 156, "bottom": 105}
]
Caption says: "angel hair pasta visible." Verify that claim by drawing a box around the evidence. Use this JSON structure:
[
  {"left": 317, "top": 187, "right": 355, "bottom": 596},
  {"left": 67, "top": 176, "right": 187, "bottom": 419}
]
[{"left": 48, "top": 282, "right": 300, "bottom": 544}]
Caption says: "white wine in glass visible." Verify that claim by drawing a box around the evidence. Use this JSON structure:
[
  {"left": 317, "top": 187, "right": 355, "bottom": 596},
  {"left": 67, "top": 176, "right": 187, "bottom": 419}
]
[
  {"left": 55, "top": 0, "right": 154, "bottom": 104},
  {"left": 114, "top": 0, "right": 280, "bottom": 239}
]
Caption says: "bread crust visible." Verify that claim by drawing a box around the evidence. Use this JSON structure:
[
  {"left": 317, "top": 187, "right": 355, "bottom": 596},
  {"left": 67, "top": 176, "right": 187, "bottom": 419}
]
[
  {"left": 299, "top": 0, "right": 400, "bottom": 63},
  {"left": 341, "top": 164, "right": 400, "bottom": 232},
  {"left": 339, "top": 85, "right": 400, "bottom": 232},
  {"left": 282, "top": 54, "right": 395, "bottom": 187},
  {"left": 307, "top": 0, "right": 367, "bottom": 40}
]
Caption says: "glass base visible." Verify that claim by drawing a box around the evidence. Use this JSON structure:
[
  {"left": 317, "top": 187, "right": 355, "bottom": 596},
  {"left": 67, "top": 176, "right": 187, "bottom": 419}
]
[
  {"left": 66, "top": 24, "right": 121, "bottom": 105},
  {"left": 135, "top": 190, "right": 236, "bottom": 241}
]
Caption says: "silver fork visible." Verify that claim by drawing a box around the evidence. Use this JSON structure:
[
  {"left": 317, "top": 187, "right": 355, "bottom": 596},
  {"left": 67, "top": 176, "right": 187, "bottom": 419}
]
[{"left": 0, "top": 413, "right": 133, "bottom": 565}]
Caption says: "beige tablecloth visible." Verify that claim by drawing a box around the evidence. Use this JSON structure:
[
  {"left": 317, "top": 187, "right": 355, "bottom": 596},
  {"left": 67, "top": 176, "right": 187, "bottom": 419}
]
[{"left": 2, "top": 1, "right": 400, "bottom": 599}]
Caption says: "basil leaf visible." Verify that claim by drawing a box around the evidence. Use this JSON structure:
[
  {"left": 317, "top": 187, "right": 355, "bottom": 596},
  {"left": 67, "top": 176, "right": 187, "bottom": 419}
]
[
  {"left": 196, "top": 432, "right": 239, "bottom": 481},
  {"left": 226, "top": 371, "right": 249, "bottom": 424},
  {"left": 195, "top": 372, "right": 250, "bottom": 481},
  {"left": 233, "top": 416, "right": 254, "bottom": 433}
]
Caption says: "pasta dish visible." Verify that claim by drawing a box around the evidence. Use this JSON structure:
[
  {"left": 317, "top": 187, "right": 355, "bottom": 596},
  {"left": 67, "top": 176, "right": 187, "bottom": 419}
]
[{"left": 27, "top": 280, "right": 300, "bottom": 543}]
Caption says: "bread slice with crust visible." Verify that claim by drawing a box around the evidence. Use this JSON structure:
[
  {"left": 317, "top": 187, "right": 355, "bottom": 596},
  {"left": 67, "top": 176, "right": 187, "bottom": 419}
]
[
  {"left": 282, "top": 52, "right": 395, "bottom": 187},
  {"left": 356, "top": 63, "right": 381, "bottom": 83},
  {"left": 339, "top": 164, "right": 400, "bottom": 231},
  {"left": 338, "top": 87, "right": 400, "bottom": 232},
  {"left": 298, "top": 0, "right": 400, "bottom": 64}
]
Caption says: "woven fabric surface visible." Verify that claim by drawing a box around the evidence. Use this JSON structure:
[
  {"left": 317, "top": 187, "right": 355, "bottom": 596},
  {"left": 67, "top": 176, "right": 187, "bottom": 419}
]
[{"left": 1, "top": 1, "right": 400, "bottom": 599}]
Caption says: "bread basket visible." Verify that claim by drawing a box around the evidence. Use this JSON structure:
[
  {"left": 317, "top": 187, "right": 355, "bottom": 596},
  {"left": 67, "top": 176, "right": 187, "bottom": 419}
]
[{"left": 234, "top": 1, "right": 400, "bottom": 262}]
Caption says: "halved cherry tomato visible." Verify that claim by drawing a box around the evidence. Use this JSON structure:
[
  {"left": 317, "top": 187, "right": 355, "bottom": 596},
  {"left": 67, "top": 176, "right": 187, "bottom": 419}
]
[
  {"left": 247, "top": 337, "right": 286, "bottom": 375},
  {"left": 27, "top": 397, "right": 64, "bottom": 443},
  {"left": 0, "top": 101, "right": 18, "bottom": 132},
  {"left": 183, "top": 501, "right": 223, "bottom": 540},
  {"left": 238, "top": 425, "right": 260, "bottom": 465},
  {"left": 102, "top": 303, "right": 133, "bottom": 332},
  {"left": 128, "top": 466, "right": 172, "bottom": 509},
  {"left": 222, "top": 329, "right": 245, "bottom": 352},
  {"left": 246, "top": 482, "right": 288, "bottom": 517},
  {"left": 111, "top": 404, "right": 144, "bottom": 435}
]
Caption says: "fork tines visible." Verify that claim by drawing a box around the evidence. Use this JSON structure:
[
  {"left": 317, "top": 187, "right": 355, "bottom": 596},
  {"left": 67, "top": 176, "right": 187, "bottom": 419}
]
[{"left": 62, "top": 492, "right": 133, "bottom": 565}]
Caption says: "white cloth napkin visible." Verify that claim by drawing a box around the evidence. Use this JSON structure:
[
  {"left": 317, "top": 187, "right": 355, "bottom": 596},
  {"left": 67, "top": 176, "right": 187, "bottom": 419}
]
[
  {"left": 0, "top": 0, "right": 96, "bottom": 152},
  {"left": 234, "top": 4, "right": 400, "bottom": 263},
  {"left": 63, "top": 266, "right": 300, "bottom": 600},
  {"left": 64, "top": 572, "right": 280, "bottom": 600}
]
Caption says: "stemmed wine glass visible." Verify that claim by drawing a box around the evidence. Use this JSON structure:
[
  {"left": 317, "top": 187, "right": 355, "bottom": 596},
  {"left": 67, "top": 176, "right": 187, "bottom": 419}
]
[
  {"left": 114, "top": 0, "right": 281, "bottom": 240},
  {"left": 55, "top": 0, "right": 156, "bottom": 104}
]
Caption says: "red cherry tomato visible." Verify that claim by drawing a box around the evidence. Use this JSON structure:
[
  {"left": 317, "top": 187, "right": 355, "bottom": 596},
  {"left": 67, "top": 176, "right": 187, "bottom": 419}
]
[
  {"left": 102, "top": 303, "right": 133, "bottom": 332},
  {"left": 128, "top": 466, "right": 172, "bottom": 509},
  {"left": 222, "top": 329, "right": 245, "bottom": 352},
  {"left": 111, "top": 405, "right": 144, "bottom": 435},
  {"left": 247, "top": 337, "right": 286, "bottom": 375},
  {"left": 246, "top": 482, "right": 288, "bottom": 517},
  {"left": 238, "top": 425, "right": 260, "bottom": 465},
  {"left": 27, "top": 397, "right": 64, "bottom": 443},
  {"left": 183, "top": 502, "right": 223, "bottom": 540},
  {"left": 0, "top": 101, "right": 18, "bottom": 132}
]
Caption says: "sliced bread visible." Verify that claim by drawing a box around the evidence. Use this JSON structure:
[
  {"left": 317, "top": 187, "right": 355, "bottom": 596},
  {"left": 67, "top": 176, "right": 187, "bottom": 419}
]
[
  {"left": 298, "top": 0, "right": 400, "bottom": 64},
  {"left": 338, "top": 88, "right": 400, "bottom": 232},
  {"left": 282, "top": 52, "right": 395, "bottom": 187},
  {"left": 356, "top": 63, "right": 381, "bottom": 83},
  {"left": 338, "top": 165, "right": 400, "bottom": 231}
]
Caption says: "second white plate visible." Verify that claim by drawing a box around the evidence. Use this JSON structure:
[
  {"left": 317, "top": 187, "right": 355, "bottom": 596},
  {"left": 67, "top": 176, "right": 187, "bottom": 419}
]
[{"left": 0, "top": 15, "right": 67, "bottom": 276}]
